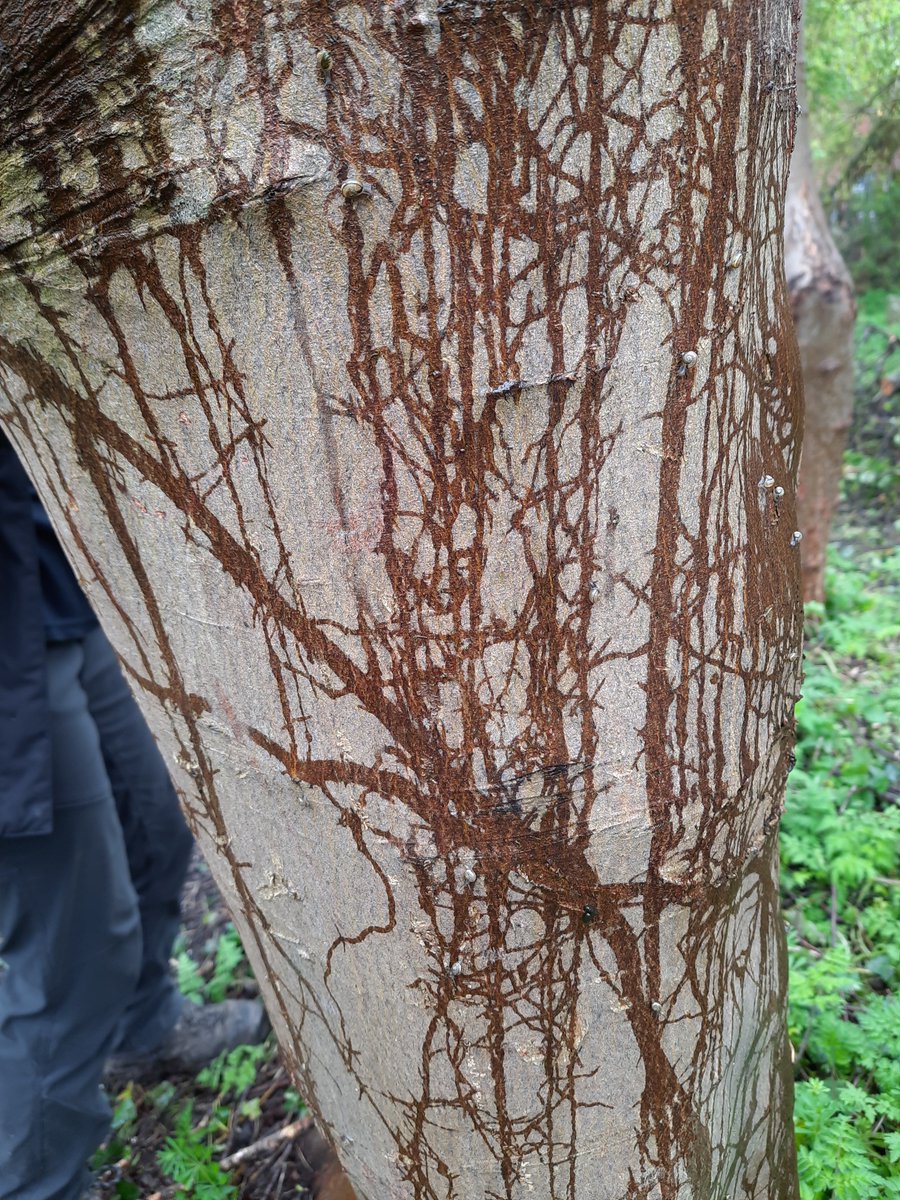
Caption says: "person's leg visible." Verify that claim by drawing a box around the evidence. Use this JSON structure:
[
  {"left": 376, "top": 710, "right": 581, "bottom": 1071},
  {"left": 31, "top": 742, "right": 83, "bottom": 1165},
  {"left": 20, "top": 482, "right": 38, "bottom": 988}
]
[
  {"left": 76, "top": 627, "right": 194, "bottom": 1056},
  {"left": 80, "top": 627, "right": 267, "bottom": 1079},
  {"left": 0, "top": 642, "right": 142, "bottom": 1200}
]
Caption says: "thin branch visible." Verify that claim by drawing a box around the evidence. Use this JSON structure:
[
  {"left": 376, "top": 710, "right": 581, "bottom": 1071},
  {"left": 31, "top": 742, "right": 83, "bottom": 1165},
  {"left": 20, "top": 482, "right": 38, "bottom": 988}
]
[{"left": 221, "top": 1117, "right": 313, "bottom": 1170}]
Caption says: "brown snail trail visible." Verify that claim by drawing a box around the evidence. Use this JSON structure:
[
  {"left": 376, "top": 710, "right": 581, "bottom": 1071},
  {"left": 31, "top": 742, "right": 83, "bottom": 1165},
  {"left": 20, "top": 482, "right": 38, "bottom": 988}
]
[{"left": 0, "top": 2, "right": 803, "bottom": 1198}]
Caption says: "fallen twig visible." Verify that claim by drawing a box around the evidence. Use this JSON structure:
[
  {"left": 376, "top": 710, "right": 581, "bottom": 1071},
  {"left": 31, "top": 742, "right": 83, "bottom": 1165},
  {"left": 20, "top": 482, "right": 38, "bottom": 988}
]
[{"left": 221, "top": 1116, "right": 313, "bottom": 1170}]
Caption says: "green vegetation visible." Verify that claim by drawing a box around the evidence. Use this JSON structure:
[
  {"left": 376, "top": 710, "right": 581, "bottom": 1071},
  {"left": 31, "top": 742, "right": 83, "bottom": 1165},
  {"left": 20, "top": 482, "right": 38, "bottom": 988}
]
[
  {"left": 175, "top": 923, "right": 252, "bottom": 1007},
  {"left": 197, "top": 1043, "right": 271, "bottom": 1122},
  {"left": 842, "top": 296, "right": 900, "bottom": 526},
  {"left": 787, "top": 41, "right": 900, "bottom": 1196},
  {"left": 157, "top": 1102, "right": 238, "bottom": 1200},
  {"left": 783, "top": 295, "right": 900, "bottom": 1199},
  {"left": 805, "top": 0, "right": 899, "bottom": 291},
  {"left": 152, "top": 929, "right": 274, "bottom": 1191},
  {"left": 806, "top": 0, "right": 898, "bottom": 176},
  {"left": 784, "top": 546, "right": 900, "bottom": 1199},
  {"left": 92, "top": 918, "right": 296, "bottom": 1195}
]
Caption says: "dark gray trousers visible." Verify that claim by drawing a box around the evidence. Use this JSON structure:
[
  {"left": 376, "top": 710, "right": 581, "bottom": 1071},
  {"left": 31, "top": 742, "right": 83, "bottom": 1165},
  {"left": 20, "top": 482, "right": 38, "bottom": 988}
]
[{"left": 0, "top": 628, "right": 194, "bottom": 1200}]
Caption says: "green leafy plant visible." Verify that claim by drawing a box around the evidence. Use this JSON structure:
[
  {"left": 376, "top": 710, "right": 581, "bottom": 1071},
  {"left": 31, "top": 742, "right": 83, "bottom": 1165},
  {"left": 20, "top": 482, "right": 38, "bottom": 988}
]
[
  {"left": 90, "top": 1084, "right": 140, "bottom": 1173},
  {"left": 157, "top": 1102, "right": 237, "bottom": 1200},
  {"left": 175, "top": 943, "right": 207, "bottom": 1006},
  {"left": 283, "top": 1086, "right": 308, "bottom": 1119},
  {"left": 197, "top": 1042, "right": 268, "bottom": 1097},
  {"left": 783, "top": 535, "right": 900, "bottom": 1199},
  {"left": 795, "top": 1076, "right": 900, "bottom": 1200},
  {"left": 175, "top": 924, "right": 250, "bottom": 1007},
  {"left": 206, "top": 927, "right": 247, "bottom": 1004},
  {"left": 197, "top": 1041, "right": 270, "bottom": 1119}
]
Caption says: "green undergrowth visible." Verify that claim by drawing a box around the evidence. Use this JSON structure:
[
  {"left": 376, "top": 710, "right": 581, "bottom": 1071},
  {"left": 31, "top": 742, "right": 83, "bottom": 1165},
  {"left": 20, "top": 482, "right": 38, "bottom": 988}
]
[
  {"left": 175, "top": 924, "right": 249, "bottom": 1006},
  {"left": 842, "top": 293, "right": 900, "bottom": 528},
  {"left": 783, "top": 539, "right": 900, "bottom": 1199},
  {"left": 93, "top": 919, "right": 308, "bottom": 1198},
  {"left": 156, "top": 1100, "right": 238, "bottom": 1200}
]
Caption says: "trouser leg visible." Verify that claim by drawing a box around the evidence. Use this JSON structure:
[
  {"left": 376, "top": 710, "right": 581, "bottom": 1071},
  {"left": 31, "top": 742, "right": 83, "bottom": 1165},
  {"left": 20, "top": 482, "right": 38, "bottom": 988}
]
[
  {"left": 77, "top": 627, "right": 194, "bottom": 1056},
  {"left": 0, "top": 645, "right": 142, "bottom": 1200}
]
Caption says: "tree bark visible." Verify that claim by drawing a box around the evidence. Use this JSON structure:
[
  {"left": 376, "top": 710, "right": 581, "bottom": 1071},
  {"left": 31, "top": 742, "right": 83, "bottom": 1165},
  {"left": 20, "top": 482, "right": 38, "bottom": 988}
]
[
  {"left": 0, "top": 3, "right": 803, "bottom": 1198},
  {"left": 785, "top": 20, "right": 856, "bottom": 604}
]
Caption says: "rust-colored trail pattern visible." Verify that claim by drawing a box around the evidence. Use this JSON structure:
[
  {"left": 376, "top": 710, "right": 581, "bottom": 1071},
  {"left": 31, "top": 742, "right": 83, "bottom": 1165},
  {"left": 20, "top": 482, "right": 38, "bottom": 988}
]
[{"left": 0, "top": 3, "right": 803, "bottom": 1198}]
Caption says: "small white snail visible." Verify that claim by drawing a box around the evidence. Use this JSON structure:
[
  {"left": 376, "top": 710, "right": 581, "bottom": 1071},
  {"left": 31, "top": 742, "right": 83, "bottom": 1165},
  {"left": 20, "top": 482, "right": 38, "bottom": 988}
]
[{"left": 340, "top": 179, "right": 368, "bottom": 200}]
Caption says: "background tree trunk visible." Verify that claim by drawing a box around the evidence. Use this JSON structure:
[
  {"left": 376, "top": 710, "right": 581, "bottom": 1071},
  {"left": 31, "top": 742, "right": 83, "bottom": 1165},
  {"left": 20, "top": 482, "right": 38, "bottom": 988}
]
[
  {"left": 0, "top": 3, "right": 803, "bottom": 1198},
  {"left": 786, "top": 20, "right": 856, "bottom": 604}
]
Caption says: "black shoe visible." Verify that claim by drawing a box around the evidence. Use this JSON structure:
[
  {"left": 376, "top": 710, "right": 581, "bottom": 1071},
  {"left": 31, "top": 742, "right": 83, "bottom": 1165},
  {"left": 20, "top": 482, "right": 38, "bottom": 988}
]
[{"left": 105, "top": 998, "right": 269, "bottom": 1082}]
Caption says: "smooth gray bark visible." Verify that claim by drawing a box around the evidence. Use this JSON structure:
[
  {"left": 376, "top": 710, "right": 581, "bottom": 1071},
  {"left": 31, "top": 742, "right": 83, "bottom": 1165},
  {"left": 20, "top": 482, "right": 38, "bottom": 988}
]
[{"left": 0, "top": 4, "right": 803, "bottom": 1197}]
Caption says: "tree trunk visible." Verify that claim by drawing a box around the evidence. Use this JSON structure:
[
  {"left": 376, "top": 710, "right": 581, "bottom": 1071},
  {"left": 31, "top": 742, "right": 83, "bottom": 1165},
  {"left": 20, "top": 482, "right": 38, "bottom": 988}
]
[
  {"left": 0, "top": 3, "right": 803, "bottom": 1197},
  {"left": 786, "top": 20, "right": 856, "bottom": 604}
]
